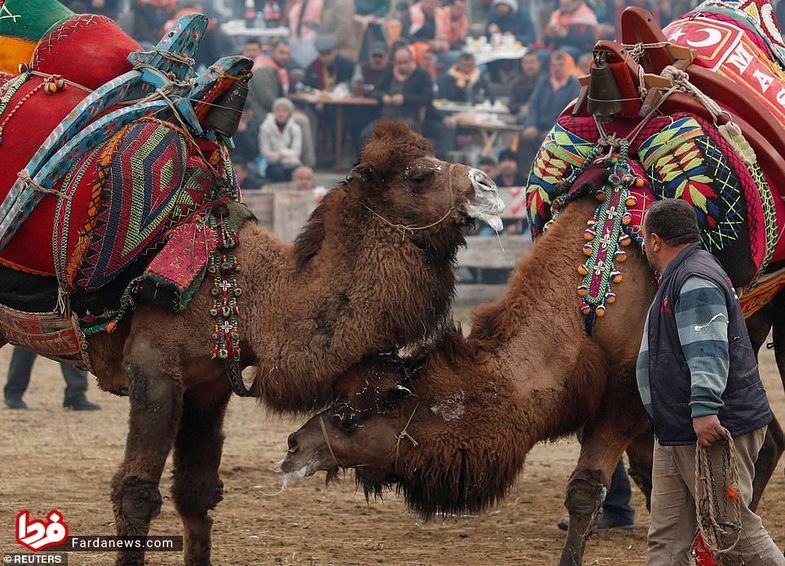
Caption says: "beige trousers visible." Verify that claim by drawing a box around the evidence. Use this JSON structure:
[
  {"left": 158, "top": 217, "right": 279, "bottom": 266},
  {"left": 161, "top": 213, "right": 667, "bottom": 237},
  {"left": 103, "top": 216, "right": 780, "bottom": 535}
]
[{"left": 648, "top": 426, "right": 784, "bottom": 565}]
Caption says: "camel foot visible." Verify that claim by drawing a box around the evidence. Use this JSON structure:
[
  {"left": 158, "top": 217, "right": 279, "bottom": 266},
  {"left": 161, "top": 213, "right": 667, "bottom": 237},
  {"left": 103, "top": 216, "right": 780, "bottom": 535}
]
[{"left": 559, "top": 469, "right": 606, "bottom": 566}]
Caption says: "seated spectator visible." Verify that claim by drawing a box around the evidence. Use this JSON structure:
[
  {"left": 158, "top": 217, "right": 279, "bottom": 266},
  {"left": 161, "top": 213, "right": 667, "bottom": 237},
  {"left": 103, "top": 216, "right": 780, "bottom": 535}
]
[
  {"left": 508, "top": 50, "right": 544, "bottom": 118},
  {"left": 305, "top": 35, "right": 356, "bottom": 91},
  {"left": 404, "top": 0, "right": 442, "bottom": 43},
  {"left": 362, "top": 44, "right": 434, "bottom": 139},
  {"left": 486, "top": 0, "right": 535, "bottom": 45},
  {"left": 520, "top": 50, "right": 580, "bottom": 169},
  {"left": 437, "top": 52, "right": 492, "bottom": 104},
  {"left": 242, "top": 39, "right": 264, "bottom": 68},
  {"left": 543, "top": 0, "right": 599, "bottom": 58},
  {"left": 412, "top": 42, "right": 438, "bottom": 79},
  {"left": 260, "top": 98, "right": 303, "bottom": 182},
  {"left": 358, "top": 42, "right": 391, "bottom": 90},
  {"left": 477, "top": 156, "right": 498, "bottom": 180},
  {"left": 288, "top": 0, "right": 324, "bottom": 45},
  {"left": 234, "top": 161, "right": 264, "bottom": 191},
  {"left": 494, "top": 148, "right": 526, "bottom": 186}
]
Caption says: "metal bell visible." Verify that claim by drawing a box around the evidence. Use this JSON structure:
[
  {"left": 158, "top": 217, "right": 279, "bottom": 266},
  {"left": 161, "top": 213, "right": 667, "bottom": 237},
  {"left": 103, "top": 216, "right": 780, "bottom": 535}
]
[{"left": 587, "top": 51, "right": 623, "bottom": 120}]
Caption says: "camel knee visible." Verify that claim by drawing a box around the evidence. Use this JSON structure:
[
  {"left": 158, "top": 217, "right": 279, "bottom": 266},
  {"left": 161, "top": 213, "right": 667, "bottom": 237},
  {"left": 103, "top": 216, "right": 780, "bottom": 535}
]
[
  {"left": 565, "top": 469, "right": 606, "bottom": 518},
  {"left": 173, "top": 476, "right": 224, "bottom": 517},
  {"left": 112, "top": 475, "right": 163, "bottom": 530}
]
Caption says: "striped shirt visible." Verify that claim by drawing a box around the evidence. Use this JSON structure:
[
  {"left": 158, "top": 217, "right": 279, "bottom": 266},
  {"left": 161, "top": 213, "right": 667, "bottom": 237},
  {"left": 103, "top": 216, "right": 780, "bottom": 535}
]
[{"left": 636, "top": 276, "right": 730, "bottom": 419}]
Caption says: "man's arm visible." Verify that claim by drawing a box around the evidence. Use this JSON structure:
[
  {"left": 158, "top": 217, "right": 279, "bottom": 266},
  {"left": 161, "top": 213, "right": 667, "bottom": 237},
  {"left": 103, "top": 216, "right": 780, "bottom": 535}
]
[{"left": 675, "top": 276, "right": 731, "bottom": 446}]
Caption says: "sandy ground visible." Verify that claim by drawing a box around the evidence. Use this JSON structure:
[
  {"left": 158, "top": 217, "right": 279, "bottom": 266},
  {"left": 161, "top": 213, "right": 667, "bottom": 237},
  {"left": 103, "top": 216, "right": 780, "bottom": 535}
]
[{"left": 0, "top": 343, "right": 783, "bottom": 566}]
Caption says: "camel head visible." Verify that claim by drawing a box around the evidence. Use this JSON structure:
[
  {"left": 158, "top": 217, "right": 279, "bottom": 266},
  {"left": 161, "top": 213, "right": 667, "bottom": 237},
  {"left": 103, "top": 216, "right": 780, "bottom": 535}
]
[
  {"left": 332, "top": 120, "right": 503, "bottom": 251},
  {"left": 279, "top": 331, "right": 526, "bottom": 518}
]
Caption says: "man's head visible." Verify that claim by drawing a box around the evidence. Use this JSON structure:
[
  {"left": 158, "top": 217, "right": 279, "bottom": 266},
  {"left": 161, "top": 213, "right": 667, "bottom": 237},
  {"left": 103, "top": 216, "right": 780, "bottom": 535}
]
[
  {"left": 549, "top": 50, "right": 569, "bottom": 82},
  {"left": 497, "top": 148, "right": 518, "bottom": 177},
  {"left": 293, "top": 166, "right": 315, "bottom": 191},
  {"left": 451, "top": 0, "right": 467, "bottom": 17},
  {"left": 271, "top": 40, "right": 291, "bottom": 67},
  {"left": 421, "top": 0, "right": 438, "bottom": 16},
  {"left": 558, "top": 0, "right": 581, "bottom": 13},
  {"left": 243, "top": 39, "right": 262, "bottom": 60},
  {"left": 521, "top": 51, "right": 541, "bottom": 77},
  {"left": 457, "top": 52, "right": 476, "bottom": 75},
  {"left": 642, "top": 199, "right": 701, "bottom": 272},
  {"left": 393, "top": 45, "right": 416, "bottom": 79},
  {"left": 368, "top": 42, "right": 389, "bottom": 69},
  {"left": 492, "top": 0, "right": 517, "bottom": 18},
  {"left": 477, "top": 156, "right": 498, "bottom": 179},
  {"left": 315, "top": 35, "right": 338, "bottom": 66}
]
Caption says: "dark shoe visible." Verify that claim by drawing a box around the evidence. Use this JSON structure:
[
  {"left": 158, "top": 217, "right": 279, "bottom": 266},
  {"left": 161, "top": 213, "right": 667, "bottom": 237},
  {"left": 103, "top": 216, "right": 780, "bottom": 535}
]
[
  {"left": 4, "top": 397, "right": 28, "bottom": 410},
  {"left": 63, "top": 398, "right": 101, "bottom": 411},
  {"left": 557, "top": 513, "right": 634, "bottom": 532}
]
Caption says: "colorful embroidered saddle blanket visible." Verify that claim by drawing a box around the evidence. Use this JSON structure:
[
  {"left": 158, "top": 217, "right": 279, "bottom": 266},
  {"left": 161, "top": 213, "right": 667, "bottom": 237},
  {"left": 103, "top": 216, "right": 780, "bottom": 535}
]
[
  {"left": 0, "top": 2, "right": 252, "bottom": 335},
  {"left": 526, "top": 0, "right": 785, "bottom": 325}
]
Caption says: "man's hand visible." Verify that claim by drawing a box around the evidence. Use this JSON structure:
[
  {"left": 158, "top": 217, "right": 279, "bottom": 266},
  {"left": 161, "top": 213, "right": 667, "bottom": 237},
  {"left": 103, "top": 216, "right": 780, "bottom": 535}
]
[
  {"left": 390, "top": 94, "right": 404, "bottom": 106},
  {"left": 693, "top": 414, "right": 727, "bottom": 448}
]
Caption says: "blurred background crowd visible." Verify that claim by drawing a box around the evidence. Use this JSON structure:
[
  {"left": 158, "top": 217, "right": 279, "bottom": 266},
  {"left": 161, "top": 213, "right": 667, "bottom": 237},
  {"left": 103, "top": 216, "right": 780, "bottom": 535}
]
[{"left": 59, "top": 0, "right": 780, "bottom": 211}]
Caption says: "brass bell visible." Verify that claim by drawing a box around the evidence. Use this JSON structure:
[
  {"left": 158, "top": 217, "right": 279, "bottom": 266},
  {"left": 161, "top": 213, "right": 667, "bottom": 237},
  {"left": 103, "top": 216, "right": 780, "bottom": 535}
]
[{"left": 587, "top": 51, "right": 622, "bottom": 121}]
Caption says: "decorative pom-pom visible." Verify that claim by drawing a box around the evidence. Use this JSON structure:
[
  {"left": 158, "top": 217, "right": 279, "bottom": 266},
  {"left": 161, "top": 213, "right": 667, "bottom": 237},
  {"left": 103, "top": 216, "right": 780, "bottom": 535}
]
[
  {"left": 577, "top": 285, "right": 588, "bottom": 297},
  {"left": 596, "top": 305, "right": 606, "bottom": 317},
  {"left": 625, "top": 196, "right": 637, "bottom": 207},
  {"left": 580, "top": 303, "right": 591, "bottom": 315},
  {"left": 605, "top": 292, "right": 617, "bottom": 304},
  {"left": 619, "top": 234, "right": 631, "bottom": 247},
  {"left": 106, "top": 321, "right": 117, "bottom": 333},
  {"left": 634, "top": 177, "right": 645, "bottom": 188},
  {"left": 578, "top": 264, "right": 589, "bottom": 276},
  {"left": 725, "top": 485, "right": 739, "bottom": 500},
  {"left": 621, "top": 175, "right": 633, "bottom": 187},
  {"left": 583, "top": 229, "right": 595, "bottom": 241},
  {"left": 583, "top": 243, "right": 593, "bottom": 256},
  {"left": 611, "top": 271, "right": 623, "bottom": 284},
  {"left": 615, "top": 250, "right": 627, "bottom": 262},
  {"left": 622, "top": 212, "right": 632, "bottom": 225},
  {"left": 595, "top": 191, "right": 606, "bottom": 202}
]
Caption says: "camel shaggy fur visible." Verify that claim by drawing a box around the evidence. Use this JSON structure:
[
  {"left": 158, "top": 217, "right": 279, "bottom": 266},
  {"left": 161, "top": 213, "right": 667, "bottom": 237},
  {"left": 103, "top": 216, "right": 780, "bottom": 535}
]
[
  {"left": 281, "top": 195, "right": 784, "bottom": 565},
  {"left": 7, "top": 121, "right": 504, "bottom": 565}
]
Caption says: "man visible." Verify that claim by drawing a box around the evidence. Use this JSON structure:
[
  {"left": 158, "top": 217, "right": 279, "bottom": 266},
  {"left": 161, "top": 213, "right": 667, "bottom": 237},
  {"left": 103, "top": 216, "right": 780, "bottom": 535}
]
[
  {"left": 543, "top": 0, "right": 599, "bottom": 58},
  {"left": 437, "top": 52, "right": 491, "bottom": 104},
  {"left": 638, "top": 199, "right": 782, "bottom": 565},
  {"left": 520, "top": 50, "right": 580, "bottom": 170},
  {"left": 4, "top": 347, "right": 100, "bottom": 411},
  {"left": 508, "top": 50, "right": 543, "bottom": 117},
  {"left": 358, "top": 42, "right": 390, "bottom": 89},
  {"left": 305, "top": 35, "right": 356, "bottom": 91},
  {"left": 242, "top": 38, "right": 263, "bottom": 67},
  {"left": 361, "top": 44, "right": 433, "bottom": 141},
  {"left": 485, "top": 0, "right": 534, "bottom": 45},
  {"left": 494, "top": 148, "right": 526, "bottom": 187}
]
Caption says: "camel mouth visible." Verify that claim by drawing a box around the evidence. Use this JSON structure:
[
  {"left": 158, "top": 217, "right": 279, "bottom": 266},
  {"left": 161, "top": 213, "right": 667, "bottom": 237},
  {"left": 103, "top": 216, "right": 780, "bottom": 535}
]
[
  {"left": 465, "top": 168, "right": 505, "bottom": 232},
  {"left": 277, "top": 451, "right": 337, "bottom": 479}
]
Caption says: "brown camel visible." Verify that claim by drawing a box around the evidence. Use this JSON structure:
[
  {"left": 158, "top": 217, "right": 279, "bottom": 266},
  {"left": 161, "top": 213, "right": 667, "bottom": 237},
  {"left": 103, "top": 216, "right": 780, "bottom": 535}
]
[
  {"left": 280, "top": 195, "right": 784, "bottom": 565},
  {"left": 5, "top": 121, "right": 503, "bottom": 565}
]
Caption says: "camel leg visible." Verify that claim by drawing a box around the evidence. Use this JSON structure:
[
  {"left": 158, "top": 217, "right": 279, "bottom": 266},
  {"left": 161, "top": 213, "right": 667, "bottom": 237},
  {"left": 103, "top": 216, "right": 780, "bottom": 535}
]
[
  {"left": 625, "top": 433, "right": 653, "bottom": 511},
  {"left": 560, "top": 372, "right": 648, "bottom": 566},
  {"left": 111, "top": 339, "right": 184, "bottom": 566},
  {"left": 172, "top": 378, "right": 231, "bottom": 565}
]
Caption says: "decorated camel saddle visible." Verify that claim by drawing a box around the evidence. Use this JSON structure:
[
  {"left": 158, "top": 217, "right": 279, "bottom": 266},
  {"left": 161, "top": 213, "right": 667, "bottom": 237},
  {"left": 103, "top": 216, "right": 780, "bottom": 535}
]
[
  {"left": 0, "top": 0, "right": 252, "bottom": 368},
  {"left": 526, "top": 0, "right": 785, "bottom": 329}
]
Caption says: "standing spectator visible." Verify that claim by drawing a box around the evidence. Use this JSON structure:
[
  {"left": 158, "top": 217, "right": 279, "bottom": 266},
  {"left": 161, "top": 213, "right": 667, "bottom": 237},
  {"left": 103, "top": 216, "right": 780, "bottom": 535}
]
[
  {"left": 638, "top": 199, "right": 783, "bottom": 565},
  {"left": 242, "top": 38, "right": 264, "bottom": 66},
  {"left": 320, "top": 0, "right": 361, "bottom": 62},
  {"left": 260, "top": 98, "right": 303, "bottom": 181},
  {"left": 508, "top": 50, "right": 544, "bottom": 117},
  {"left": 520, "top": 50, "right": 580, "bottom": 169},
  {"left": 494, "top": 148, "right": 526, "bottom": 186},
  {"left": 437, "top": 0, "right": 469, "bottom": 51},
  {"left": 361, "top": 44, "right": 434, "bottom": 140},
  {"left": 305, "top": 35, "right": 356, "bottom": 90},
  {"left": 543, "top": 0, "right": 599, "bottom": 58},
  {"left": 403, "top": 0, "right": 443, "bottom": 43},
  {"left": 288, "top": 0, "right": 324, "bottom": 45},
  {"left": 131, "top": 0, "right": 176, "bottom": 45},
  {"left": 486, "top": 0, "right": 535, "bottom": 45},
  {"left": 4, "top": 347, "right": 100, "bottom": 411},
  {"left": 355, "top": 0, "right": 390, "bottom": 61},
  {"left": 437, "top": 52, "right": 492, "bottom": 104}
]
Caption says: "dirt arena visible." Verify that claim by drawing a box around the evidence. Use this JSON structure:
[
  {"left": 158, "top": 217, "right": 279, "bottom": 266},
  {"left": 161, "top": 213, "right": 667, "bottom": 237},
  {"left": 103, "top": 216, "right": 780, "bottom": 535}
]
[{"left": 0, "top": 341, "right": 783, "bottom": 565}]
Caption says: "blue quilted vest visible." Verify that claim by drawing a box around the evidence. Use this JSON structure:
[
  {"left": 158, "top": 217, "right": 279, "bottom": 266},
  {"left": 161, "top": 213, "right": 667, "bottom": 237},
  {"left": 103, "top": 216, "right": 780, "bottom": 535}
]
[{"left": 646, "top": 244, "right": 772, "bottom": 445}]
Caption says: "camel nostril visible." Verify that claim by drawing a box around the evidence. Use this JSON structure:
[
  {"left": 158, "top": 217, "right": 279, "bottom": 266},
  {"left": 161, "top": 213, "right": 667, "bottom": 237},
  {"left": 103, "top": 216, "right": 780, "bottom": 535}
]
[{"left": 287, "top": 434, "right": 299, "bottom": 453}]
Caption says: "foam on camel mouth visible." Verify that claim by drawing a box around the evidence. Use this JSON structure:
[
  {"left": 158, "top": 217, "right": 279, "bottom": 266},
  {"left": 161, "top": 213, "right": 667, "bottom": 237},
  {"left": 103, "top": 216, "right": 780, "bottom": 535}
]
[{"left": 466, "top": 169, "right": 505, "bottom": 232}]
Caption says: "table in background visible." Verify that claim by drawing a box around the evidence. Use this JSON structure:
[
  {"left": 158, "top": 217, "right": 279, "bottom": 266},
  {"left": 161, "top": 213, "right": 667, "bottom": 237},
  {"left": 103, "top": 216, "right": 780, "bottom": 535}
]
[
  {"left": 221, "top": 20, "right": 290, "bottom": 41},
  {"left": 290, "top": 92, "right": 378, "bottom": 171},
  {"left": 454, "top": 116, "right": 521, "bottom": 156}
]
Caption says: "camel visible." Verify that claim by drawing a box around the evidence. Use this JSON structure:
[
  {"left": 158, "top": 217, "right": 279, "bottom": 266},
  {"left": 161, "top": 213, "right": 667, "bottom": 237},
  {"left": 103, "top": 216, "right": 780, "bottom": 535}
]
[
  {"left": 1, "top": 119, "right": 503, "bottom": 565},
  {"left": 279, "top": 195, "right": 785, "bottom": 565}
]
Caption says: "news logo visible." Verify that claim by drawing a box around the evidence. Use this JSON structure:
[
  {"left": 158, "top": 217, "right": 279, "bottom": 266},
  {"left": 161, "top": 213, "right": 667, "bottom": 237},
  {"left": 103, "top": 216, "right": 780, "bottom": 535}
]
[{"left": 15, "top": 510, "right": 69, "bottom": 552}]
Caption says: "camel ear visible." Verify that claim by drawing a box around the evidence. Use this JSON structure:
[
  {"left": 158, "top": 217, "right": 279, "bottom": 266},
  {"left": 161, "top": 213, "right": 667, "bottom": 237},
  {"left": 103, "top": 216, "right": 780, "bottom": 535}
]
[{"left": 349, "top": 164, "right": 386, "bottom": 188}]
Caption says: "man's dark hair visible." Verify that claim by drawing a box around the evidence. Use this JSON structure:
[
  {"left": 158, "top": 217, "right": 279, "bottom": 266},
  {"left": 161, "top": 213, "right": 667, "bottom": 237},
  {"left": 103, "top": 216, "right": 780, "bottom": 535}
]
[
  {"left": 478, "top": 156, "right": 497, "bottom": 166},
  {"left": 458, "top": 52, "right": 474, "bottom": 62},
  {"left": 644, "top": 199, "right": 701, "bottom": 246},
  {"left": 498, "top": 148, "right": 518, "bottom": 164},
  {"left": 271, "top": 39, "right": 289, "bottom": 50},
  {"left": 245, "top": 39, "right": 261, "bottom": 47}
]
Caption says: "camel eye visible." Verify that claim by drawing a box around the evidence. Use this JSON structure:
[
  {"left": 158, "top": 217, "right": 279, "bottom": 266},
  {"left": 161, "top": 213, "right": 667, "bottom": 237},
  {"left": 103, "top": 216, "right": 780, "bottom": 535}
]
[
  {"left": 406, "top": 166, "right": 435, "bottom": 184},
  {"left": 382, "top": 384, "right": 412, "bottom": 409},
  {"left": 332, "top": 411, "right": 357, "bottom": 431}
]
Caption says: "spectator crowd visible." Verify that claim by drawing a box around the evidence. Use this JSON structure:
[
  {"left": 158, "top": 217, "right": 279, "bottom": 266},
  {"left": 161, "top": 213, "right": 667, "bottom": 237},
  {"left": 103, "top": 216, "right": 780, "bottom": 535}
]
[{"left": 60, "top": 0, "right": 738, "bottom": 196}]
